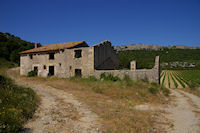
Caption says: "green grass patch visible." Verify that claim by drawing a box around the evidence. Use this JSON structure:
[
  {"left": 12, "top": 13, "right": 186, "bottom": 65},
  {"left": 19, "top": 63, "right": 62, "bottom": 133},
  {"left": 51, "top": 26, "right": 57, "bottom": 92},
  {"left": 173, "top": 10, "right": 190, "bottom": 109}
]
[{"left": 0, "top": 75, "right": 37, "bottom": 132}]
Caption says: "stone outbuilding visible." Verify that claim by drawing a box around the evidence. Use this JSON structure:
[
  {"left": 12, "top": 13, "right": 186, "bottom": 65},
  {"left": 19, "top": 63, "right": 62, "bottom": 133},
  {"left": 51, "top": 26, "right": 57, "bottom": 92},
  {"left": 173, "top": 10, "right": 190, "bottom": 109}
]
[{"left": 20, "top": 40, "right": 160, "bottom": 83}]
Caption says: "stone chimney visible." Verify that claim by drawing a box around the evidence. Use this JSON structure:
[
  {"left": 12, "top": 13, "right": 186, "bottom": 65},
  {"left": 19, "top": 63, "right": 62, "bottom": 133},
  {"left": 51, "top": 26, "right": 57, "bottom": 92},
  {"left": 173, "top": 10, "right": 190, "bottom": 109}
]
[
  {"left": 34, "top": 43, "right": 41, "bottom": 48},
  {"left": 130, "top": 60, "right": 136, "bottom": 70}
]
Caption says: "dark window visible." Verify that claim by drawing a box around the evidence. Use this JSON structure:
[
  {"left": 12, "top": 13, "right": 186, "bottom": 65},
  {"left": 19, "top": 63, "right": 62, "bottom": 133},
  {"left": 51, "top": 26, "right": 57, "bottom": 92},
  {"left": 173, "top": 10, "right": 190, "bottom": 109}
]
[
  {"left": 75, "top": 69, "right": 82, "bottom": 77},
  {"left": 74, "top": 50, "right": 82, "bottom": 58},
  {"left": 69, "top": 66, "right": 72, "bottom": 70},
  {"left": 59, "top": 63, "right": 61, "bottom": 67},
  {"left": 29, "top": 54, "right": 33, "bottom": 59},
  {"left": 43, "top": 65, "right": 46, "bottom": 69},
  {"left": 34, "top": 66, "right": 38, "bottom": 75},
  {"left": 49, "top": 53, "right": 55, "bottom": 60}
]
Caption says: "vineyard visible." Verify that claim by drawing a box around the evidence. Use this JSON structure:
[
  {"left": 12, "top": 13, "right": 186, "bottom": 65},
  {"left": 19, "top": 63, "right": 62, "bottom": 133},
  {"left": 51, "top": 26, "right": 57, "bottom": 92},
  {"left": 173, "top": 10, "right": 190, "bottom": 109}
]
[{"left": 160, "top": 70, "right": 200, "bottom": 89}]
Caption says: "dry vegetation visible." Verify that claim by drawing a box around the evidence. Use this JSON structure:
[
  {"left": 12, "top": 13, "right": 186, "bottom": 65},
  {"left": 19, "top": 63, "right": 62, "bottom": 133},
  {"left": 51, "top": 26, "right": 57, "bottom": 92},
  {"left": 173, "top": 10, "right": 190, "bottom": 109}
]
[{"left": 6, "top": 68, "right": 171, "bottom": 133}]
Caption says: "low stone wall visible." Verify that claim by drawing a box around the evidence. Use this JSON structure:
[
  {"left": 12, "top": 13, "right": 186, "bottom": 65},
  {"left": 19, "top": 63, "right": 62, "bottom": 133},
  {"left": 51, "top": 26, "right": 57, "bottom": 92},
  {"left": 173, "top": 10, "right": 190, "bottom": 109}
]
[{"left": 87, "top": 68, "right": 159, "bottom": 83}]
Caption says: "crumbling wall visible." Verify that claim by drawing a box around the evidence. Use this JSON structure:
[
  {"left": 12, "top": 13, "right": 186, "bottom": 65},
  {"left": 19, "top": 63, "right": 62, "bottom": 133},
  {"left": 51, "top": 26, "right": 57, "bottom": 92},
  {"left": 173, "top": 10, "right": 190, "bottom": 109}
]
[{"left": 87, "top": 56, "right": 160, "bottom": 83}]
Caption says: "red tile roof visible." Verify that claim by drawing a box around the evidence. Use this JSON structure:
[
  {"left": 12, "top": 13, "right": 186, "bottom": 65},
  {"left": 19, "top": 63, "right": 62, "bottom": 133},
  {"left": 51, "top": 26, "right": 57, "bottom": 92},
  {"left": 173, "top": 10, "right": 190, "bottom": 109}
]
[{"left": 20, "top": 41, "right": 87, "bottom": 54}]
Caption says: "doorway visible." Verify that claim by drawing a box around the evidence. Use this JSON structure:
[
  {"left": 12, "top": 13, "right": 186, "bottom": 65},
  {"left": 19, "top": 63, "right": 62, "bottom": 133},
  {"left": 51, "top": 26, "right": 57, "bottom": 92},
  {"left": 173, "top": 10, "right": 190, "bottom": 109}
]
[
  {"left": 75, "top": 69, "right": 82, "bottom": 77},
  {"left": 34, "top": 66, "right": 38, "bottom": 75},
  {"left": 49, "top": 66, "right": 54, "bottom": 76}
]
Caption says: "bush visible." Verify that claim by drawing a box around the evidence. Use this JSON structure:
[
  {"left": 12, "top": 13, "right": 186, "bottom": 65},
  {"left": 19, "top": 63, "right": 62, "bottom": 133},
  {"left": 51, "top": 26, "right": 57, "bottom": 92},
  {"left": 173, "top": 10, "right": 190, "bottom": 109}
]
[
  {"left": 148, "top": 87, "right": 158, "bottom": 94},
  {"left": 27, "top": 70, "right": 37, "bottom": 77},
  {"left": 0, "top": 75, "right": 37, "bottom": 132},
  {"left": 100, "top": 73, "right": 121, "bottom": 82}
]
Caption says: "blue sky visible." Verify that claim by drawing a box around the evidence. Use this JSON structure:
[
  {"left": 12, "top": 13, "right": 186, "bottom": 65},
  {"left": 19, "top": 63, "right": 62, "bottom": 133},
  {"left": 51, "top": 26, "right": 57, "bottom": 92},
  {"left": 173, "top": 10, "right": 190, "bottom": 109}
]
[{"left": 1, "top": 0, "right": 200, "bottom": 46}]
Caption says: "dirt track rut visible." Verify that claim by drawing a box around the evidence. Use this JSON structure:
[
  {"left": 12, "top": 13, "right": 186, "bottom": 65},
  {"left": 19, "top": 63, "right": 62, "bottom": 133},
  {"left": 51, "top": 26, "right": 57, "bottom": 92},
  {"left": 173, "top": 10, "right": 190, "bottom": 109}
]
[{"left": 8, "top": 68, "right": 101, "bottom": 133}]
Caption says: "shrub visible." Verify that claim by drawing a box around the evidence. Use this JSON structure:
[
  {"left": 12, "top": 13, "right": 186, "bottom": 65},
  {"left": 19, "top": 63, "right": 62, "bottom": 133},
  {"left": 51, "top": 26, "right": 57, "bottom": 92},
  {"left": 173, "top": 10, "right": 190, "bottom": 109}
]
[
  {"left": 100, "top": 73, "right": 121, "bottom": 82},
  {"left": 148, "top": 87, "right": 158, "bottom": 94},
  {"left": 27, "top": 70, "right": 37, "bottom": 77}
]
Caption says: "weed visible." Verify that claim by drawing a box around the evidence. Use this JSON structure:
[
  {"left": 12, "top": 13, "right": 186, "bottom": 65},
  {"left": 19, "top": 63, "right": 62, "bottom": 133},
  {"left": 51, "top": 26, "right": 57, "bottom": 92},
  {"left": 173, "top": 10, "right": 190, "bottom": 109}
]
[
  {"left": 92, "top": 86, "right": 104, "bottom": 94},
  {"left": 160, "top": 86, "right": 170, "bottom": 96},
  {"left": 87, "top": 76, "right": 98, "bottom": 81},
  {"left": 123, "top": 75, "right": 133, "bottom": 86},
  {"left": 148, "top": 87, "right": 158, "bottom": 94},
  {"left": 138, "top": 90, "right": 146, "bottom": 97}
]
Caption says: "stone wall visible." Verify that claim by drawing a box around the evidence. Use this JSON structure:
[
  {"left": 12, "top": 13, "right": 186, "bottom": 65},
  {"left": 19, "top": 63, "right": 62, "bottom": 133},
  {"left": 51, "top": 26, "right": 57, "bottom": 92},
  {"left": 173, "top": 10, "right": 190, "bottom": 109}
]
[{"left": 86, "top": 56, "right": 160, "bottom": 83}]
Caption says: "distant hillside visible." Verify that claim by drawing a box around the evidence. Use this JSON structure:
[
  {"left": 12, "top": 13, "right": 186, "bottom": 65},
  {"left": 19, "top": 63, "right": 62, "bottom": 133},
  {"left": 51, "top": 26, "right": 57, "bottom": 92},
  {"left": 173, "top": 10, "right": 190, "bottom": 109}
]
[
  {"left": 117, "top": 48, "right": 200, "bottom": 70},
  {"left": 115, "top": 44, "right": 200, "bottom": 51},
  {"left": 0, "top": 32, "right": 34, "bottom": 65}
]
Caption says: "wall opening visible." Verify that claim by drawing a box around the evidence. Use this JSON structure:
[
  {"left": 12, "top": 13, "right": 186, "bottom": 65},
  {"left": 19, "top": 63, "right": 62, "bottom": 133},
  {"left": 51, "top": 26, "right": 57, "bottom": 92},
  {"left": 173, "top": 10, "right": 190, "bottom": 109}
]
[
  {"left": 74, "top": 50, "right": 82, "bottom": 58},
  {"left": 49, "top": 53, "right": 55, "bottom": 60},
  {"left": 33, "top": 66, "right": 38, "bottom": 75},
  {"left": 29, "top": 54, "right": 33, "bottom": 59},
  {"left": 49, "top": 66, "right": 54, "bottom": 76},
  {"left": 43, "top": 65, "right": 46, "bottom": 69},
  {"left": 75, "top": 69, "right": 82, "bottom": 77}
]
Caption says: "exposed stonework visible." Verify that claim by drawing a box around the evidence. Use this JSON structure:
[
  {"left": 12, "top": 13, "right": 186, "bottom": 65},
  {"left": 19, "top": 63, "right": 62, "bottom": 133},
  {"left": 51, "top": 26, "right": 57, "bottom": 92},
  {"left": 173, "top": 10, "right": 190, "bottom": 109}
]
[{"left": 20, "top": 40, "right": 160, "bottom": 83}]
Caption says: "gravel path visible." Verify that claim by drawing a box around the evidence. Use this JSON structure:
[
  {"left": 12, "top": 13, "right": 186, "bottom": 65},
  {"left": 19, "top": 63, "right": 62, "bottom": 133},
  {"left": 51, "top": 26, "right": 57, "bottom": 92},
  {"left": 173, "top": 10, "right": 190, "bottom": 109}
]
[
  {"left": 162, "top": 71, "right": 200, "bottom": 133},
  {"left": 165, "top": 89, "right": 200, "bottom": 133},
  {"left": 8, "top": 68, "right": 101, "bottom": 133}
]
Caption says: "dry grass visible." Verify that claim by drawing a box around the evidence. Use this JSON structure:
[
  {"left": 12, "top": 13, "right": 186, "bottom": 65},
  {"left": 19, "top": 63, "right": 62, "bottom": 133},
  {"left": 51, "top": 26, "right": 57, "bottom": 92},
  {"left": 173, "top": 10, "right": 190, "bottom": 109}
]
[{"left": 7, "top": 69, "right": 170, "bottom": 132}]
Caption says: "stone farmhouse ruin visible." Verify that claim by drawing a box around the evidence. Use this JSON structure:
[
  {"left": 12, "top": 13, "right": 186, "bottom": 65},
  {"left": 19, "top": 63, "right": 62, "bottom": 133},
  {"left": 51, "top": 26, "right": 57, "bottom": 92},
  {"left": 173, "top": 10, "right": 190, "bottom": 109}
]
[{"left": 20, "top": 40, "right": 160, "bottom": 83}]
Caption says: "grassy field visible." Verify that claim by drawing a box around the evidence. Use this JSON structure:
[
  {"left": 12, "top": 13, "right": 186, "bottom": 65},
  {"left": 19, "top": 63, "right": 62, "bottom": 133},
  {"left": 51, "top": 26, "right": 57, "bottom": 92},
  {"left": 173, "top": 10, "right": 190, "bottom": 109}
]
[{"left": 7, "top": 69, "right": 171, "bottom": 133}]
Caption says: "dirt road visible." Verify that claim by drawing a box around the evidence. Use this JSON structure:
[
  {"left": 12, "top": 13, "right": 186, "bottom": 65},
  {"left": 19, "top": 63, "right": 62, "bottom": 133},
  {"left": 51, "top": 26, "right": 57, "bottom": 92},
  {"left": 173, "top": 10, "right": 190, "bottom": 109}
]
[
  {"left": 161, "top": 71, "right": 200, "bottom": 133},
  {"left": 8, "top": 68, "right": 101, "bottom": 133},
  {"left": 7, "top": 68, "right": 200, "bottom": 133}
]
